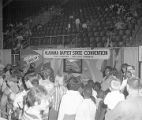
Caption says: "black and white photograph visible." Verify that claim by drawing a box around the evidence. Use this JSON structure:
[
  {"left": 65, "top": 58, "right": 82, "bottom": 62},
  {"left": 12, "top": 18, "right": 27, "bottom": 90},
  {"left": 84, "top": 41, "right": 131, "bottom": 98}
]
[{"left": 0, "top": 0, "right": 142, "bottom": 120}]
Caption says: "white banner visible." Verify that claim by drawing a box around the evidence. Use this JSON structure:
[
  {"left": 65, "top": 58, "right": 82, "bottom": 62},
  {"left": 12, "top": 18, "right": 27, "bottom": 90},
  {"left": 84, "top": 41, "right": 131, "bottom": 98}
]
[{"left": 43, "top": 49, "right": 110, "bottom": 59}]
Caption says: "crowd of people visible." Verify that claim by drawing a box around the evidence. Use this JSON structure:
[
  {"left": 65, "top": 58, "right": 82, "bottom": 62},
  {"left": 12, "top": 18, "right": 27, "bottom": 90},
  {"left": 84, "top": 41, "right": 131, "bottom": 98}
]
[
  {"left": 3, "top": 4, "right": 63, "bottom": 53},
  {"left": 0, "top": 61, "right": 142, "bottom": 120},
  {"left": 3, "top": 0, "right": 142, "bottom": 50}
]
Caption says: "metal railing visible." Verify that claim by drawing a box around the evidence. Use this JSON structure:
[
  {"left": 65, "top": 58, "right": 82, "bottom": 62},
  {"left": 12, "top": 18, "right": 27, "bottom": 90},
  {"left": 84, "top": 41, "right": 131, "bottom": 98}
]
[{"left": 29, "top": 33, "right": 79, "bottom": 47}]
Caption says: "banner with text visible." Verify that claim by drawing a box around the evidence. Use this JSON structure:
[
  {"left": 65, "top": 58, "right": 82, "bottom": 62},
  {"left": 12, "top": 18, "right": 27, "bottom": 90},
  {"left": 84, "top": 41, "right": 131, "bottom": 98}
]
[{"left": 43, "top": 49, "right": 110, "bottom": 59}]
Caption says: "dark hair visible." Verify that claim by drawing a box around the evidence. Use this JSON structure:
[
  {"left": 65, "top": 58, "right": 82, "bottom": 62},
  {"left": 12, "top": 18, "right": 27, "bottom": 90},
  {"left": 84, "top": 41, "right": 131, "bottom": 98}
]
[
  {"left": 103, "top": 66, "right": 113, "bottom": 77},
  {"left": 83, "top": 85, "right": 92, "bottom": 97},
  {"left": 87, "top": 80, "right": 95, "bottom": 88},
  {"left": 67, "top": 77, "right": 81, "bottom": 91},
  {"left": 121, "top": 63, "right": 129, "bottom": 69},
  {"left": 94, "top": 82, "right": 101, "bottom": 90}
]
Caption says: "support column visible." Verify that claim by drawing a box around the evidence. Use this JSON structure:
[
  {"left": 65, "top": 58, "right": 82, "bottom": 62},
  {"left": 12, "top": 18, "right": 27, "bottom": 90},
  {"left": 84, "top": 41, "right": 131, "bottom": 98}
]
[{"left": 0, "top": 0, "right": 3, "bottom": 49}]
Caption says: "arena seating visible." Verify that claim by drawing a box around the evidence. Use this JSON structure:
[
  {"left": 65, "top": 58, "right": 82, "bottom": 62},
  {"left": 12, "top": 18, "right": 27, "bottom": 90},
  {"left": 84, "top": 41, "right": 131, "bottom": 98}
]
[
  {"left": 29, "top": 0, "right": 141, "bottom": 47},
  {"left": 3, "top": 0, "right": 142, "bottom": 49}
]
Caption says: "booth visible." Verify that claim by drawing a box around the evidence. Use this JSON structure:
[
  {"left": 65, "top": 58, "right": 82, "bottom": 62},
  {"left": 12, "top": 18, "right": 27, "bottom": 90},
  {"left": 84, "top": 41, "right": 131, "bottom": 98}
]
[{"left": 20, "top": 47, "right": 139, "bottom": 82}]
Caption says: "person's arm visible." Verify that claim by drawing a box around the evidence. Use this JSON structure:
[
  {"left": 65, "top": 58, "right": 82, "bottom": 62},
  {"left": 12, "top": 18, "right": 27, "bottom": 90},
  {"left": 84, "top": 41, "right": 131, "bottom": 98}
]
[
  {"left": 120, "top": 79, "right": 127, "bottom": 92},
  {"left": 104, "top": 93, "right": 110, "bottom": 109},
  {"left": 57, "top": 96, "right": 66, "bottom": 120}
]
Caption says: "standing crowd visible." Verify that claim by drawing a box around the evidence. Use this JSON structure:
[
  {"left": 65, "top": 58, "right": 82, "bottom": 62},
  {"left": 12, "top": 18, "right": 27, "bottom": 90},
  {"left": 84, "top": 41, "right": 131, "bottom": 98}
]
[{"left": 0, "top": 62, "right": 142, "bottom": 120}]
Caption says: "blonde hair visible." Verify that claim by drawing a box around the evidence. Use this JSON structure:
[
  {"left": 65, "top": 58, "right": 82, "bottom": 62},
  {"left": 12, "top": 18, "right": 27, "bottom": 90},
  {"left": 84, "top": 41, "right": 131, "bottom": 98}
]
[{"left": 26, "top": 85, "right": 48, "bottom": 107}]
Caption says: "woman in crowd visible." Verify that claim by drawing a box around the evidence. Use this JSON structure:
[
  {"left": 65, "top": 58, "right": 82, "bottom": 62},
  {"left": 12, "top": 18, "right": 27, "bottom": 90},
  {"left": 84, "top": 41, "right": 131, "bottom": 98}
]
[{"left": 101, "top": 66, "right": 113, "bottom": 94}]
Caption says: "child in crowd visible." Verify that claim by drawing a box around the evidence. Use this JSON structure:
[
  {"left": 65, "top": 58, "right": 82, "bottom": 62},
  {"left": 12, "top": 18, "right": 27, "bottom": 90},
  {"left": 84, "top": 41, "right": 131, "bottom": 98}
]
[
  {"left": 104, "top": 77, "right": 125, "bottom": 110},
  {"left": 75, "top": 85, "right": 96, "bottom": 120}
]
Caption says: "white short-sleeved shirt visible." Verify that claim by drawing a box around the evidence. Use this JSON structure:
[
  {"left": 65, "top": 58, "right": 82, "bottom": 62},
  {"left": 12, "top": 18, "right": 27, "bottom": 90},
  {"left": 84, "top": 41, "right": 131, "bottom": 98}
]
[
  {"left": 104, "top": 91, "right": 125, "bottom": 110},
  {"left": 75, "top": 99, "right": 96, "bottom": 120},
  {"left": 57, "top": 90, "right": 83, "bottom": 120}
]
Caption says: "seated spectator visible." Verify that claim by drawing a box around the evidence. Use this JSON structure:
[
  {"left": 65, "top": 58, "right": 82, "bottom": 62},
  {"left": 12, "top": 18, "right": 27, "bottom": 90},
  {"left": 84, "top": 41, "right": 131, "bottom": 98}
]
[
  {"left": 82, "top": 23, "right": 87, "bottom": 29},
  {"left": 105, "top": 77, "right": 142, "bottom": 120},
  {"left": 115, "top": 21, "right": 126, "bottom": 30},
  {"left": 75, "top": 18, "right": 81, "bottom": 32},
  {"left": 104, "top": 78, "right": 125, "bottom": 110},
  {"left": 75, "top": 85, "right": 96, "bottom": 120}
]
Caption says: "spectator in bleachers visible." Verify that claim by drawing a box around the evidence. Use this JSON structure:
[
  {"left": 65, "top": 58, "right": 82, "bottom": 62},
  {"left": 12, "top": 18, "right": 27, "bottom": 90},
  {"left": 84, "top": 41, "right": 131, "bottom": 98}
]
[
  {"left": 75, "top": 18, "right": 81, "bottom": 32},
  {"left": 115, "top": 20, "right": 126, "bottom": 30},
  {"left": 82, "top": 22, "right": 88, "bottom": 30},
  {"left": 67, "top": 23, "right": 71, "bottom": 33},
  {"left": 105, "top": 77, "right": 142, "bottom": 120}
]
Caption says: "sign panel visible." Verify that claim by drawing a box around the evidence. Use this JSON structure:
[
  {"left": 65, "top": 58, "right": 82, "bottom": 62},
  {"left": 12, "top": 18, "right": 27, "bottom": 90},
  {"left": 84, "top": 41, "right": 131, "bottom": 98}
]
[
  {"left": 20, "top": 49, "right": 43, "bottom": 72},
  {"left": 0, "top": 49, "right": 11, "bottom": 66},
  {"left": 139, "top": 46, "right": 142, "bottom": 61},
  {"left": 43, "top": 49, "right": 110, "bottom": 59}
]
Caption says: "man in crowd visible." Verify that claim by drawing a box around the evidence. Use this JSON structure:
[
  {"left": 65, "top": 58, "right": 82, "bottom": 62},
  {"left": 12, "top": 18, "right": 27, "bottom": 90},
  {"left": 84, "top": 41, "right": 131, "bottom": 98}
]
[
  {"left": 104, "top": 77, "right": 125, "bottom": 110},
  {"left": 75, "top": 85, "right": 96, "bottom": 120},
  {"left": 57, "top": 76, "right": 83, "bottom": 120},
  {"left": 105, "top": 77, "right": 142, "bottom": 120}
]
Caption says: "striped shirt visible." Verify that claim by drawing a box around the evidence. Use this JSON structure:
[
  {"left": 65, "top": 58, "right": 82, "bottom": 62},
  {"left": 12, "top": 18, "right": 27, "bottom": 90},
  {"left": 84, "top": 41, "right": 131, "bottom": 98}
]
[{"left": 52, "top": 85, "right": 67, "bottom": 111}]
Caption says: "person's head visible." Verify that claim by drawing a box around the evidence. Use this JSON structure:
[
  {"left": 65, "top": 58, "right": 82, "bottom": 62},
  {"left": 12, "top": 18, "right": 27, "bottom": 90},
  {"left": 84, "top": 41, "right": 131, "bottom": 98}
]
[
  {"left": 55, "top": 75, "right": 64, "bottom": 86},
  {"left": 94, "top": 82, "right": 101, "bottom": 91},
  {"left": 97, "top": 90, "right": 105, "bottom": 99},
  {"left": 25, "top": 85, "right": 49, "bottom": 110},
  {"left": 87, "top": 80, "right": 95, "bottom": 89},
  {"left": 67, "top": 76, "right": 81, "bottom": 91},
  {"left": 110, "top": 79, "right": 121, "bottom": 91},
  {"left": 25, "top": 73, "right": 39, "bottom": 89},
  {"left": 6, "top": 64, "right": 12, "bottom": 70},
  {"left": 121, "top": 63, "right": 129, "bottom": 73},
  {"left": 127, "top": 77, "right": 142, "bottom": 95},
  {"left": 126, "top": 65, "right": 135, "bottom": 78},
  {"left": 104, "top": 66, "right": 112, "bottom": 77},
  {"left": 41, "top": 65, "right": 55, "bottom": 82},
  {"left": 83, "top": 85, "right": 92, "bottom": 99}
]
